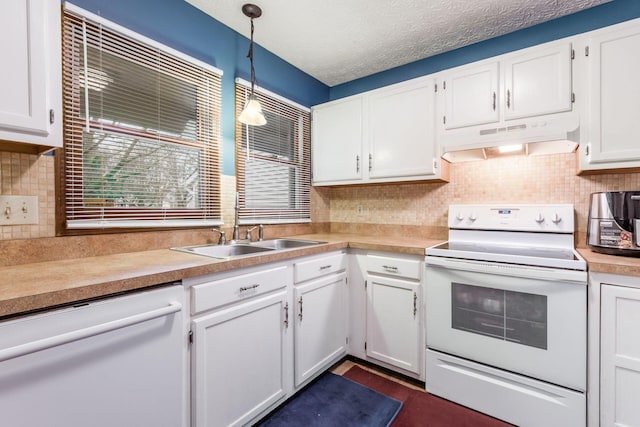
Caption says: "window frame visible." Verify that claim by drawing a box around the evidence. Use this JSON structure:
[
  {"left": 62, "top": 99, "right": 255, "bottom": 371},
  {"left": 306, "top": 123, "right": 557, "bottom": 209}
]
[
  {"left": 234, "top": 79, "right": 312, "bottom": 225},
  {"left": 59, "top": 4, "right": 223, "bottom": 233}
]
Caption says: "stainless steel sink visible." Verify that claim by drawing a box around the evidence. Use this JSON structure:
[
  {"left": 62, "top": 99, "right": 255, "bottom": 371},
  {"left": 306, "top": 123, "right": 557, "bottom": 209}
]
[
  {"left": 251, "top": 238, "right": 327, "bottom": 250},
  {"left": 172, "top": 238, "right": 325, "bottom": 259},
  {"left": 172, "top": 243, "right": 274, "bottom": 259}
]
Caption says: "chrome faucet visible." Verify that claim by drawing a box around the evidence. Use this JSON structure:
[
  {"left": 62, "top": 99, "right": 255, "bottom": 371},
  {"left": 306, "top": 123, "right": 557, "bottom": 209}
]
[{"left": 232, "top": 192, "right": 240, "bottom": 241}]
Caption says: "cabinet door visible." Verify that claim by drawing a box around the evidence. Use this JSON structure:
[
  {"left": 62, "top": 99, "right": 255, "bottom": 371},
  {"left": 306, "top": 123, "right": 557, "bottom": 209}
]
[
  {"left": 503, "top": 43, "right": 573, "bottom": 121},
  {"left": 368, "top": 79, "right": 437, "bottom": 179},
  {"left": 366, "top": 275, "right": 422, "bottom": 375},
  {"left": 443, "top": 62, "right": 499, "bottom": 129},
  {"left": 601, "top": 284, "right": 640, "bottom": 427},
  {"left": 191, "top": 292, "right": 289, "bottom": 427},
  {"left": 294, "top": 272, "right": 347, "bottom": 387},
  {"left": 0, "top": 0, "right": 61, "bottom": 149},
  {"left": 311, "top": 97, "right": 363, "bottom": 184},
  {"left": 585, "top": 25, "right": 640, "bottom": 165}
]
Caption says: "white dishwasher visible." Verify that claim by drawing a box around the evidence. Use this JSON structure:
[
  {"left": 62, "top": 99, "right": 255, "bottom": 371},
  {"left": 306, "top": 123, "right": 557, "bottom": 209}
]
[{"left": 0, "top": 284, "right": 186, "bottom": 427}]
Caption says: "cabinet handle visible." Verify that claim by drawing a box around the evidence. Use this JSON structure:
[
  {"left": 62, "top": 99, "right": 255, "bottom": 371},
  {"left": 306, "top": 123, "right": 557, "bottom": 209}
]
[
  {"left": 507, "top": 90, "right": 511, "bottom": 109},
  {"left": 356, "top": 155, "right": 360, "bottom": 173},
  {"left": 433, "top": 158, "right": 438, "bottom": 170},
  {"left": 49, "top": 109, "right": 55, "bottom": 125},
  {"left": 382, "top": 265, "right": 398, "bottom": 272},
  {"left": 239, "top": 284, "right": 260, "bottom": 292},
  {"left": 298, "top": 296, "right": 303, "bottom": 321},
  {"left": 585, "top": 144, "right": 590, "bottom": 157},
  {"left": 368, "top": 153, "right": 372, "bottom": 172},
  {"left": 413, "top": 292, "right": 418, "bottom": 317},
  {"left": 319, "top": 264, "right": 332, "bottom": 270},
  {"left": 284, "top": 302, "right": 289, "bottom": 328},
  {"left": 492, "top": 92, "right": 496, "bottom": 111}
]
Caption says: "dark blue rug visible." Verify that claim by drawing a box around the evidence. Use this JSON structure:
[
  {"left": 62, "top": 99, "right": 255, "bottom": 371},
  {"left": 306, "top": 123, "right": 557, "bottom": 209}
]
[{"left": 257, "top": 372, "right": 403, "bottom": 426}]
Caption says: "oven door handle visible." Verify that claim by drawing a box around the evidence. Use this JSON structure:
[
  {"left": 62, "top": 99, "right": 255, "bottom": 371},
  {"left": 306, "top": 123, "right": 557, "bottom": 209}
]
[{"left": 425, "top": 256, "right": 586, "bottom": 284}]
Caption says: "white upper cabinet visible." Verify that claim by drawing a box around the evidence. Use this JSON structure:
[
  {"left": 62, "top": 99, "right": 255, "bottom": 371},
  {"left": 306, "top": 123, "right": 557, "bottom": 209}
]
[
  {"left": 438, "top": 40, "right": 577, "bottom": 153},
  {"left": 312, "top": 76, "right": 447, "bottom": 186},
  {"left": 444, "top": 62, "right": 500, "bottom": 129},
  {"left": 312, "top": 97, "right": 363, "bottom": 184},
  {"left": 577, "top": 18, "right": 640, "bottom": 173},
  {"left": 503, "top": 43, "right": 573, "bottom": 120},
  {"left": 368, "top": 78, "right": 438, "bottom": 179},
  {"left": 0, "top": 0, "right": 62, "bottom": 153}
]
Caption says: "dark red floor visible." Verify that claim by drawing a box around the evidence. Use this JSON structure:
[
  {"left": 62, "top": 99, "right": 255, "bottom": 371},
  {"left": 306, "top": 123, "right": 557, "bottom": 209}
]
[{"left": 343, "top": 365, "right": 514, "bottom": 427}]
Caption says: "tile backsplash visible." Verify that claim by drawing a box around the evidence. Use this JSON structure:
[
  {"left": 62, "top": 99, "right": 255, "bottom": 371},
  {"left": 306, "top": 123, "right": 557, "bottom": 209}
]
[
  {"left": 1, "top": 149, "right": 638, "bottom": 251},
  {"left": 327, "top": 152, "right": 640, "bottom": 244},
  {"left": 0, "top": 152, "right": 55, "bottom": 240}
]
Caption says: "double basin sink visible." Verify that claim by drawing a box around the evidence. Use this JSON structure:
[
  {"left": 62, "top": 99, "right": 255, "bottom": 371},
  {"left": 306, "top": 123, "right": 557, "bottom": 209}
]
[{"left": 172, "top": 238, "right": 326, "bottom": 260}]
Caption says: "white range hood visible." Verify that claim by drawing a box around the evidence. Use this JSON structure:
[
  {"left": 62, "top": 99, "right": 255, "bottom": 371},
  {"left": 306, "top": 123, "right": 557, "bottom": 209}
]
[{"left": 440, "top": 111, "right": 580, "bottom": 162}]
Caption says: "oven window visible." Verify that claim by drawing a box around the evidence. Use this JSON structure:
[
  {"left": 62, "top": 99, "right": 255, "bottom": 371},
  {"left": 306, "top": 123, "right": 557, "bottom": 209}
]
[{"left": 451, "top": 283, "right": 547, "bottom": 349}]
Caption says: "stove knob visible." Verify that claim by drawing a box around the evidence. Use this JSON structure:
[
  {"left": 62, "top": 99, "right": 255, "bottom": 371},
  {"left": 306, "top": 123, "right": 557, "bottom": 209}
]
[
  {"left": 469, "top": 213, "right": 477, "bottom": 222},
  {"left": 455, "top": 212, "right": 464, "bottom": 221},
  {"left": 552, "top": 213, "right": 562, "bottom": 224},
  {"left": 535, "top": 213, "right": 545, "bottom": 224}
]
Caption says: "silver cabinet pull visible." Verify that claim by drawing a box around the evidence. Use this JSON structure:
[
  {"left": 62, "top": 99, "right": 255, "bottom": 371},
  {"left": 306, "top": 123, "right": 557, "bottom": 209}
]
[
  {"left": 239, "top": 284, "right": 260, "bottom": 292},
  {"left": 382, "top": 265, "right": 398, "bottom": 272},
  {"left": 319, "top": 264, "right": 332, "bottom": 271},
  {"left": 356, "top": 155, "right": 360, "bottom": 173},
  {"left": 368, "top": 153, "right": 372, "bottom": 172},
  {"left": 413, "top": 292, "right": 418, "bottom": 317},
  {"left": 284, "top": 302, "right": 289, "bottom": 328},
  {"left": 507, "top": 90, "right": 511, "bottom": 108},
  {"left": 298, "top": 296, "right": 303, "bottom": 321},
  {"left": 49, "top": 109, "right": 55, "bottom": 125},
  {"left": 492, "top": 92, "right": 496, "bottom": 111}
]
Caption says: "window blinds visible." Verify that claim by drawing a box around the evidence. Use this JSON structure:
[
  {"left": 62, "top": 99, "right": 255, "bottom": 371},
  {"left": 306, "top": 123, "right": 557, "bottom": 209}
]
[
  {"left": 235, "top": 81, "right": 311, "bottom": 224},
  {"left": 62, "top": 6, "right": 222, "bottom": 229}
]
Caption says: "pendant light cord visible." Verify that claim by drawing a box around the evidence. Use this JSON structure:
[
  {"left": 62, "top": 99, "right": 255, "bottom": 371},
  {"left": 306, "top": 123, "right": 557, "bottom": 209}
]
[{"left": 248, "top": 18, "right": 256, "bottom": 95}]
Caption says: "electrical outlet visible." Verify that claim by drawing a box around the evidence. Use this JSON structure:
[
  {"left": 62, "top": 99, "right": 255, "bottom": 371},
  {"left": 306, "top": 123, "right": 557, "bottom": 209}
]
[{"left": 0, "top": 196, "right": 38, "bottom": 225}]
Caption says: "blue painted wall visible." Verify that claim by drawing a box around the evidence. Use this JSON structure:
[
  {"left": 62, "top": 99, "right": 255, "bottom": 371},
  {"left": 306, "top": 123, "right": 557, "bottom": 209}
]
[
  {"left": 66, "top": 0, "right": 329, "bottom": 175},
  {"left": 331, "top": 0, "right": 640, "bottom": 100},
  {"left": 64, "top": 0, "right": 640, "bottom": 174}
]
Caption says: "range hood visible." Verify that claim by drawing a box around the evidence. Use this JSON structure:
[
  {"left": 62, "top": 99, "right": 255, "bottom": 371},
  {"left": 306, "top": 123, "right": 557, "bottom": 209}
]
[{"left": 440, "top": 111, "right": 580, "bottom": 162}]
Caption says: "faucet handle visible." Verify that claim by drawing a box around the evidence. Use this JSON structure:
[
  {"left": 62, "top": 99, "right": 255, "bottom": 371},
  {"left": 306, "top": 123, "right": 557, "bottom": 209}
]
[
  {"left": 245, "top": 226, "right": 258, "bottom": 241},
  {"left": 212, "top": 228, "right": 226, "bottom": 245},
  {"left": 258, "top": 224, "right": 264, "bottom": 241}
]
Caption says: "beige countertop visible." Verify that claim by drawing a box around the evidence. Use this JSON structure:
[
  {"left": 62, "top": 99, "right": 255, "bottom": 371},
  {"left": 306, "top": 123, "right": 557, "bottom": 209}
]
[
  {"left": 0, "top": 233, "right": 442, "bottom": 318},
  {"left": 578, "top": 247, "right": 640, "bottom": 276},
  {"left": 3, "top": 233, "right": 635, "bottom": 319}
]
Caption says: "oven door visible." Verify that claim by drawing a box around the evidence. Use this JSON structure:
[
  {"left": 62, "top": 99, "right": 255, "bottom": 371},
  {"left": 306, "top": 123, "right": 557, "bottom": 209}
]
[{"left": 425, "top": 256, "right": 586, "bottom": 391}]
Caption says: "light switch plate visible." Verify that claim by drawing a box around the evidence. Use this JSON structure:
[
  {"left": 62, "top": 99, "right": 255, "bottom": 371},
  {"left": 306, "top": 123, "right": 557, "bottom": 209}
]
[{"left": 0, "top": 195, "right": 38, "bottom": 225}]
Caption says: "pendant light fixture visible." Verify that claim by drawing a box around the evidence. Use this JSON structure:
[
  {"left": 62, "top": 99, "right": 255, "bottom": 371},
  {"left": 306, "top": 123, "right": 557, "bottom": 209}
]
[{"left": 238, "top": 3, "right": 267, "bottom": 126}]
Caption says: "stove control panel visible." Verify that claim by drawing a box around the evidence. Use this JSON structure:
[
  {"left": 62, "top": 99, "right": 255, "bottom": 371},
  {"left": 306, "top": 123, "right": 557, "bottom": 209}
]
[{"left": 448, "top": 204, "right": 575, "bottom": 232}]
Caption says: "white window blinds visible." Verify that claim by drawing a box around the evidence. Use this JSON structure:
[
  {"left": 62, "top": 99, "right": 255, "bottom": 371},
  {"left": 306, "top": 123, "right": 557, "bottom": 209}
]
[
  {"left": 62, "top": 5, "right": 222, "bottom": 229},
  {"left": 235, "top": 81, "right": 311, "bottom": 224}
]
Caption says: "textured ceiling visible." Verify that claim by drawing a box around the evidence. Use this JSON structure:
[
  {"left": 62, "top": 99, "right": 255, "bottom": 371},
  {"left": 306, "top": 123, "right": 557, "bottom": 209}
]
[{"left": 186, "top": 0, "right": 610, "bottom": 86}]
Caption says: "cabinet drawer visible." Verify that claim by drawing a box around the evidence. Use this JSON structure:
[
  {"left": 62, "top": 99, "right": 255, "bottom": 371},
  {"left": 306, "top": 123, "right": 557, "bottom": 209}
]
[
  {"left": 367, "top": 255, "right": 421, "bottom": 280},
  {"left": 294, "top": 253, "right": 347, "bottom": 283},
  {"left": 191, "top": 266, "right": 288, "bottom": 315}
]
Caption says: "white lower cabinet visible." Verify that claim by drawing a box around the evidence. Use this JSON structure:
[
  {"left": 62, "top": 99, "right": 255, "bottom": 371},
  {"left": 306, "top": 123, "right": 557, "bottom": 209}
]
[
  {"left": 353, "top": 252, "right": 424, "bottom": 380},
  {"left": 600, "top": 282, "right": 640, "bottom": 427},
  {"left": 187, "top": 264, "right": 292, "bottom": 427},
  {"left": 293, "top": 252, "right": 348, "bottom": 387},
  {"left": 186, "top": 251, "right": 348, "bottom": 427}
]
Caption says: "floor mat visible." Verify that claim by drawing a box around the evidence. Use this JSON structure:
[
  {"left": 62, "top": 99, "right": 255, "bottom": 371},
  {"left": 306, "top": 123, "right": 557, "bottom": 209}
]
[{"left": 257, "top": 372, "right": 402, "bottom": 426}]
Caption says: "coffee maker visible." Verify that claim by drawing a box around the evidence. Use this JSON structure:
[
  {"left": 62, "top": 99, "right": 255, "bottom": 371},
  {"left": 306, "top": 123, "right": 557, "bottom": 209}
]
[{"left": 588, "top": 191, "right": 640, "bottom": 256}]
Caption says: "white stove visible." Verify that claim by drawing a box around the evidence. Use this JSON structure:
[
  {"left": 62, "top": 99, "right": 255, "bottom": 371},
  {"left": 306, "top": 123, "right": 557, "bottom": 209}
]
[
  {"left": 426, "top": 204, "right": 586, "bottom": 270},
  {"left": 425, "top": 204, "right": 587, "bottom": 427}
]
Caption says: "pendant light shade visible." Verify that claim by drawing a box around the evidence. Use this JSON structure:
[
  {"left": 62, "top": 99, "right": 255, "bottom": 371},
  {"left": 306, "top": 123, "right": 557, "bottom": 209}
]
[
  {"left": 238, "top": 94, "right": 267, "bottom": 126},
  {"left": 238, "top": 4, "right": 266, "bottom": 126}
]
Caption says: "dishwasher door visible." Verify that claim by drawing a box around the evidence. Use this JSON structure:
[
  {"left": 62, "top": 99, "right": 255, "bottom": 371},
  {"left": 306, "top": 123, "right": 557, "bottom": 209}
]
[{"left": 0, "top": 284, "right": 185, "bottom": 427}]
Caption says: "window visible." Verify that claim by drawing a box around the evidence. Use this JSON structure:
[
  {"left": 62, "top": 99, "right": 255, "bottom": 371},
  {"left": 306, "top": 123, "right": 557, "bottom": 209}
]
[
  {"left": 61, "top": 5, "right": 222, "bottom": 230},
  {"left": 235, "top": 80, "right": 311, "bottom": 224}
]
